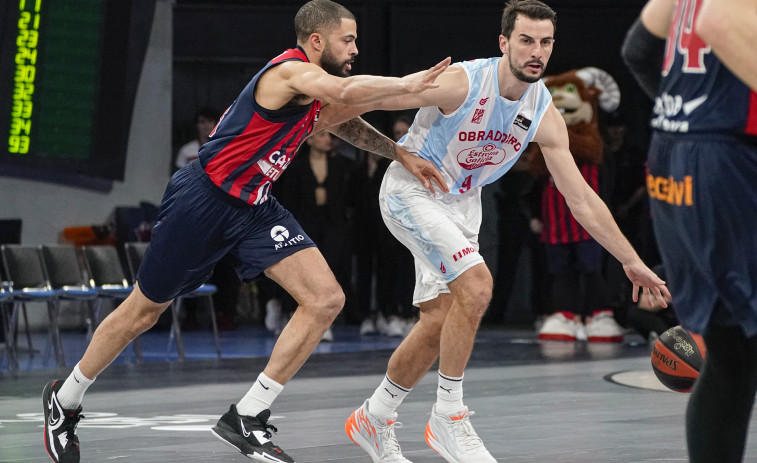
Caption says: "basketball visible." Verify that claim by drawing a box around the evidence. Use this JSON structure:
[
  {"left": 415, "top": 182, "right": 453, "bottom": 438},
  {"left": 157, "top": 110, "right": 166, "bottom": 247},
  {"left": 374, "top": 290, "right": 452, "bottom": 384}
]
[{"left": 651, "top": 325, "right": 707, "bottom": 392}]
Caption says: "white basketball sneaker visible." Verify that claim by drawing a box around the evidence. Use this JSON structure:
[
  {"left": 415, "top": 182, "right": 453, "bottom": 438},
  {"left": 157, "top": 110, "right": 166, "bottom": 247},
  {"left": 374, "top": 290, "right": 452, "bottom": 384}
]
[
  {"left": 538, "top": 311, "right": 578, "bottom": 341},
  {"left": 425, "top": 405, "right": 496, "bottom": 463},
  {"left": 585, "top": 310, "right": 624, "bottom": 343},
  {"left": 345, "top": 400, "right": 412, "bottom": 463}
]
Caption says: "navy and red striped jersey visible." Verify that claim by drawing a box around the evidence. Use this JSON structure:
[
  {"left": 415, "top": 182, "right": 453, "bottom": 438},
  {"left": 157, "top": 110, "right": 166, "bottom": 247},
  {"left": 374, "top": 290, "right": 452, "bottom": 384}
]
[
  {"left": 198, "top": 46, "right": 322, "bottom": 205},
  {"left": 652, "top": 0, "right": 757, "bottom": 136},
  {"left": 540, "top": 163, "right": 599, "bottom": 245}
]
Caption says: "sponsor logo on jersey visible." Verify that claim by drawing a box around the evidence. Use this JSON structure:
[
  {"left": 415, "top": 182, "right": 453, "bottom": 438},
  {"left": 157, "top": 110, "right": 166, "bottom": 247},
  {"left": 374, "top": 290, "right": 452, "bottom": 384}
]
[
  {"left": 650, "top": 92, "right": 711, "bottom": 133},
  {"left": 471, "top": 108, "right": 486, "bottom": 124},
  {"left": 478, "top": 97, "right": 489, "bottom": 105},
  {"left": 457, "top": 130, "right": 522, "bottom": 154},
  {"left": 258, "top": 150, "right": 292, "bottom": 182},
  {"left": 457, "top": 144, "right": 506, "bottom": 170},
  {"left": 513, "top": 114, "right": 531, "bottom": 131},
  {"left": 646, "top": 174, "right": 694, "bottom": 206}
]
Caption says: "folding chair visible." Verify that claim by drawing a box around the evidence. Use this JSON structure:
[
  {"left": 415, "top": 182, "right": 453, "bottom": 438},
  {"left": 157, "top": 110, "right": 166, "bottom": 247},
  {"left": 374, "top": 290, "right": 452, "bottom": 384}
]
[
  {"left": 0, "top": 287, "right": 12, "bottom": 369},
  {"left": 124, "top": 242, "right": 222, "bottom": 361},
  {"left": 0, "top": 245, "right": 63, "bottom": 370},
  {"left": 40, "top": 244, "right": 99, "bottom": 337},
  {"left": 81, "top": 245, "right": 141, "bottom": 362}
]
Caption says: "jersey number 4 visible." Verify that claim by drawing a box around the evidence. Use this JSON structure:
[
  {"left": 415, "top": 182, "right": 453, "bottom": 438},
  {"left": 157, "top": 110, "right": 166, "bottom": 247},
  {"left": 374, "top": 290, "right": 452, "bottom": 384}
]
[{"left": 662, "top": 0, "right": 711, "bottom": 76}]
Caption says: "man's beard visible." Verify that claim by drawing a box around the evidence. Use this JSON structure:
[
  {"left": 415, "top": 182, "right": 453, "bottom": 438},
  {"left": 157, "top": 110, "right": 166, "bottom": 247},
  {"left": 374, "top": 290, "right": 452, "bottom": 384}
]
[
  {"left": 509, "top": 55, "right": 545, "bottom": 83},
  {"left": 321, "top": 45, "right": 352, "bottom": 77}
]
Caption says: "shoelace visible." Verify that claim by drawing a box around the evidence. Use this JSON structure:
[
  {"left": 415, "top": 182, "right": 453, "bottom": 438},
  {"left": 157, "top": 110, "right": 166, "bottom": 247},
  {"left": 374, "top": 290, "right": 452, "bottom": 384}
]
[
  {"left": 262, "top": 421, "right": 278, "bottom": 439},
  {"left": 377, "top": 420, "right": 404, "bottom": 456},
  {"left": 63, "top": 413, "right": 85, "bottom": 443},
  {"left": 446, "top": 411, "right": 484, "bottom": 450}
]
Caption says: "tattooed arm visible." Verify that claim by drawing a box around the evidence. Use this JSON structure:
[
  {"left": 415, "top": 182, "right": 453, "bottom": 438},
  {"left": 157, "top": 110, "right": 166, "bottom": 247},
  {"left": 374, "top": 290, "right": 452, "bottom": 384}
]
[
  {"left": 329, "top": 117, "right": 449, "bottom": 193},
  {"left": 329, "top": 117, "right": 398, "bottom": 160}
]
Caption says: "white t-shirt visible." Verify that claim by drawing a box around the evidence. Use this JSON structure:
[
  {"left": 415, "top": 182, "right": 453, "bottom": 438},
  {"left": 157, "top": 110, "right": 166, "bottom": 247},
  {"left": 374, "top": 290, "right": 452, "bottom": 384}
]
[{"left": 175, "top": 139, "right": 201, "bottom": 168}]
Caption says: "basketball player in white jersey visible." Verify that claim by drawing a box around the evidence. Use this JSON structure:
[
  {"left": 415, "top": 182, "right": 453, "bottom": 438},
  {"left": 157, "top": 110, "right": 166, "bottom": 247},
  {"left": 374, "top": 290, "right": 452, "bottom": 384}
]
[{"left": 338, "top": 1, "right": 671, "bottom": 461}]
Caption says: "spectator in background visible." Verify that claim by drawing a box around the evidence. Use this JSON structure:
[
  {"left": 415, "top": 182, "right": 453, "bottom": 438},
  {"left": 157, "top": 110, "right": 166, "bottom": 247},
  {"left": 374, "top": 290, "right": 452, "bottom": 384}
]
[
  {"left": 175, "top": 106, "right": 220, "bottom": 169},
  {"left": 174, "top": 106, "right": 236, "bottom": 330},
  {"left": 270, "top": 130, "right": 355, "bottom": 341},
  {"left": 350, "top": 113, "right": 417, "bottom": 337}
]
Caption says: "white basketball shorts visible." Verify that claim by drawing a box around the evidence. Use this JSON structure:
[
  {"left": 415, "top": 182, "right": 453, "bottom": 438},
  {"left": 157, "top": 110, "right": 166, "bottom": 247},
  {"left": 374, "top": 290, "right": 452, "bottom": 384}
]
[{"left": 379, "top": 161, "right": 484, "bottom": 305}]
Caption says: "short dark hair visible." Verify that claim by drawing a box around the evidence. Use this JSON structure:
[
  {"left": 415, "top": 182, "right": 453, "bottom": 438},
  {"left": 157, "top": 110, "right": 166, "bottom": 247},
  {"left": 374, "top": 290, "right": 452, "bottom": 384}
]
[
  {"left": 294, "top": 0, "right": 355, "bottom": 43},
  {"left": 501, "top": 0, "right": 556, "bottom": 38}
]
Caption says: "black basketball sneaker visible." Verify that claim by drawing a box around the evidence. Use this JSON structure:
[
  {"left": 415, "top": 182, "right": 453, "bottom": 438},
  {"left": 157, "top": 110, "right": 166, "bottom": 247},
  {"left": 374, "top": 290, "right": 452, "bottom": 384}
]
[
  {"left": 211, "top": 405, "right": 295, "bottom": 462},
  {"left": 42, "top": 380, "right": 84, "bottom": 463}
]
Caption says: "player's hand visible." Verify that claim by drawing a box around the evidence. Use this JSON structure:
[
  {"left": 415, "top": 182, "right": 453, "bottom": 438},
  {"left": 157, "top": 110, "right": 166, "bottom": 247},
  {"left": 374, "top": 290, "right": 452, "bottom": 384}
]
[
  {"left": 400, "top": 57, "right": 452, "bottom": 93},
  {"left": 396, "top": 147, "right": 449, "bottom": 194},
  {"left": 623, "top": 261, "right": 671, "bottom": 308}
]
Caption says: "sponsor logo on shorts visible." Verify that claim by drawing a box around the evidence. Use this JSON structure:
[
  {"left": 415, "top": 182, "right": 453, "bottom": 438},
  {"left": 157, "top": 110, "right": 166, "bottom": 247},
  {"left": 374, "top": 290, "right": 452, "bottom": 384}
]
[
  {"left": 646, "top": 174, "right": 694, "bottom": 206},
  {"left": 440, "top": 262, "right": 446, "bottom": 274},
  {"left": 270, "top": 225, "right": 305, "bottom": 250},
  {"left": 452, "top": 247, "right": 476, "bottom": 262}
]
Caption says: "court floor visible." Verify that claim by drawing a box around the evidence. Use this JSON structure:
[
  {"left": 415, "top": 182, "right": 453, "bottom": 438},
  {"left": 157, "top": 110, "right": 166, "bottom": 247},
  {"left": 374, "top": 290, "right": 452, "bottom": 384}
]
[{"left": 2, "top": 326, "right": 756, "bottom": 462}]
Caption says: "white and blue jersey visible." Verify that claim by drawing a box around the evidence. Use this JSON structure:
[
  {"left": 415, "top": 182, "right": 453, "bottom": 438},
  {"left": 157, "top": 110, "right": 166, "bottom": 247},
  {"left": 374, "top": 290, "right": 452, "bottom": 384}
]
[
  {"left": 380, "top": 57, "right": 552, "bottom": 304},
  {"left": 399, "top": 57, "right": 552, "bottom": 194}
]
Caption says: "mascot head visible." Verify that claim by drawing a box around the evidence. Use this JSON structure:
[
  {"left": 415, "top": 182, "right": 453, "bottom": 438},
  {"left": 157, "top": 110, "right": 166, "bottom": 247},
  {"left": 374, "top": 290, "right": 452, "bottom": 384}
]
[
  {"left": 546, "top": 72, "right": 600, "bottom": 126},
  {"left": 527, "top": 67, "right": 620, "bottom": 176}
]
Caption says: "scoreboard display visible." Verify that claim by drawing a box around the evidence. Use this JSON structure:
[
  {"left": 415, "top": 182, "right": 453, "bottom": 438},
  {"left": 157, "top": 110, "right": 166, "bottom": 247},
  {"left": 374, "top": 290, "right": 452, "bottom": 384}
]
[{"left": 0, "top": 0, "right": 154, "bottom": 187}]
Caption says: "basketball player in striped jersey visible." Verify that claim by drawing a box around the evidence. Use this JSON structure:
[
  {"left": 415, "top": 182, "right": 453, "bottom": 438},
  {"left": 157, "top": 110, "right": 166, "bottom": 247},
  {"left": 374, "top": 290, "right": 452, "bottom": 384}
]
[
  {"left": 624, "top": 0, "right": 757, "bottom": 461},
  {"left": 41, "top": 1, "right": 451, "bottom": 462},
  {"left": 341, "top": 1, "right": 670, "bottom": 462}
]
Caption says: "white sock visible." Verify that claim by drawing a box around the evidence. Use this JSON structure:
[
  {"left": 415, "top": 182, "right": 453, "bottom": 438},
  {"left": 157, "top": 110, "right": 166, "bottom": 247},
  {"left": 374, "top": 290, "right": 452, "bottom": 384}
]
[
  {"left": 435, "top": 371, "right": 464, "bottom": 415},
  {"left": 367, "top": 374, "right": 411, "bottom": 417},
  {"left": 236, "top": 372, "right": 284, "bottom": 417},
  {"left": 56, "top": 363, "right": 95, "bottom": 410}
]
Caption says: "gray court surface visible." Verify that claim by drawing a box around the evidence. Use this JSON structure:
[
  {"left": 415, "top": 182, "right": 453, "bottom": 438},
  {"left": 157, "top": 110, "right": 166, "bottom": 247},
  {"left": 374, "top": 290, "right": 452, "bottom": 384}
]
[{"left": 2, "top": 328, "right": 756, "bottom": 462}]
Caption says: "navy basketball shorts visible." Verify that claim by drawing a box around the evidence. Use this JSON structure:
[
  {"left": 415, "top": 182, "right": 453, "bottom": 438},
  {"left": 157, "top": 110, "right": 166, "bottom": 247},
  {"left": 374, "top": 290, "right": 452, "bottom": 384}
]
[
  {"left": 137, "top": 162, "right": 315, "bottom": 303},
  {"left": 647, "top": 132, "right": 757, "bottom": 337}
]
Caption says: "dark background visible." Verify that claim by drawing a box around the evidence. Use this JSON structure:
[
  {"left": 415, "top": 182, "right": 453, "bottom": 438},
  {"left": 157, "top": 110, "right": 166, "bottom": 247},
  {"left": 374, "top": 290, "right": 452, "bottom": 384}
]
[{"left": 173, "top": 0, "right": 653, "bottom": 150}]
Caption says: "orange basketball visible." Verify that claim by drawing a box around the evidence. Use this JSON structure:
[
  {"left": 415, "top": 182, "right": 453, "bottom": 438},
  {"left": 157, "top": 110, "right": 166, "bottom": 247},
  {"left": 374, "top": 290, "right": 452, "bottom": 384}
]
[{"left": 651, "top": 325, "right": 707, "bottom": 392}]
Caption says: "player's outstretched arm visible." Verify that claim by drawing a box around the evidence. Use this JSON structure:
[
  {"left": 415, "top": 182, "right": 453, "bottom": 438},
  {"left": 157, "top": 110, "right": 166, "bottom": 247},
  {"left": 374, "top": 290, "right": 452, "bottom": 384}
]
[
  {"left": 535, "top": 105, "right": 671, "bottom": 305},
  {"left": 285, "top": 57, "right": 451, "bottom": 106},
  {"left": 327, "top": 118, "right": 449, "bottom": 194}
]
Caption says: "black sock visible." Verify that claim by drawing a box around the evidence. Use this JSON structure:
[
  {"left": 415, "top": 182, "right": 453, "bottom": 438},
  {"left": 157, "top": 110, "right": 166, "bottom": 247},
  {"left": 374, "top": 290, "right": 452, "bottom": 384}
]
[{"left": 686, "top": 324, "right": 757, "bottom": 462}]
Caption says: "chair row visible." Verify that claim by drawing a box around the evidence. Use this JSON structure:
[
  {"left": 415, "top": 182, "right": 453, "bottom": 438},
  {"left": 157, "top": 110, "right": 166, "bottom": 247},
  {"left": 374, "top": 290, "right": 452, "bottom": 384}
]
[{"left": 0, "top": 243, "right": 221, "bottom": 371}]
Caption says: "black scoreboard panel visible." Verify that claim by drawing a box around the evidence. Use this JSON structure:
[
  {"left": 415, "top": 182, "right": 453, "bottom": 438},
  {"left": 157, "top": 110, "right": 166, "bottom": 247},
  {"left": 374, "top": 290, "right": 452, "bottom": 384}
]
[{"left": 0, "top": 0, "right": 154, "bottom": 188}]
